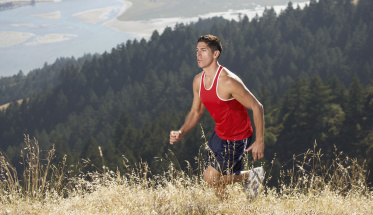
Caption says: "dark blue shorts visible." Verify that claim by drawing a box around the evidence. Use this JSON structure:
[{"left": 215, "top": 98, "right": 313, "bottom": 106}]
[{"left": 206, "top": 131, "right": 252, "bottom": 175}]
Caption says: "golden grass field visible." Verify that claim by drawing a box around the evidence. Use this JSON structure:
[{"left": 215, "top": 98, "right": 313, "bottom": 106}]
[{"left": 1, "top": 136, "right": 372, "bottom": 214}]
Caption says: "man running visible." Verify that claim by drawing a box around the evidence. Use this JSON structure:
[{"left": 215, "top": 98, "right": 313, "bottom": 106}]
[{"left": 169, "top": 34, "right": 265, "bottom": 200}]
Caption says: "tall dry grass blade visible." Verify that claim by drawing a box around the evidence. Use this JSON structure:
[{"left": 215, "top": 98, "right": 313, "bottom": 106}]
[{"left": 0, "top": 151, "right": 21, "bottom": 202}]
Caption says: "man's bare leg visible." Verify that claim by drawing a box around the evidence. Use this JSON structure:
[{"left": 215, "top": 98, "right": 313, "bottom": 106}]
[
  {"left": 204, "top": 166, "right": 224, "bottom": 199},
  {"left": 204, "top": 166, "right": 251, "bottom": 199}
]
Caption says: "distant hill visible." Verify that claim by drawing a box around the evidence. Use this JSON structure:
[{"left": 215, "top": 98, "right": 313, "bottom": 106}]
[{"left": 0, "top": 54, "right": 95, "bottom": 106}]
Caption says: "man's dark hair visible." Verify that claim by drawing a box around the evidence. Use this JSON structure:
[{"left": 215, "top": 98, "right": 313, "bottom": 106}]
[{"left": 198, "top": 34, "right": 223, "bottom": 55}]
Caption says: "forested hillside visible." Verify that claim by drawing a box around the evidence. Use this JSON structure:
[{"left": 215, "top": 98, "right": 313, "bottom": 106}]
[
  {"left": 0, "top": 0, "right": 372, "bottom": 184},
  {"left": 0, "top": 54, "right": 95, "bottom": 105}
]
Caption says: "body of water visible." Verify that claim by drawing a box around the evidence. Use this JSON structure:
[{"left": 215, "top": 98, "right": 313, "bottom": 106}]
[
  {"left": 0, "top": 0, "right": 130, "bottom": 76},
  {"left": 0, "top": 0, "right": 309, "bottom": 77}
]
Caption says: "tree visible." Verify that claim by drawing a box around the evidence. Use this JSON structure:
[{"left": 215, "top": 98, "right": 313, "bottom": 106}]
[
  {"left": 81, "top": 136, "right": 102, "bottom": 172},
  {"left": 345, "top": 75, "right": 364, "bottom": 131}
]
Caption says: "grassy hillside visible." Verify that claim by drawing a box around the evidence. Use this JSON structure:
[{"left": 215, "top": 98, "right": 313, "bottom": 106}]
[
  {"left": 0, "top": 137, "right": 371, "bottom": 214},
  {"left": 2, "top": 183, "right": 371, "bottom": 214}
]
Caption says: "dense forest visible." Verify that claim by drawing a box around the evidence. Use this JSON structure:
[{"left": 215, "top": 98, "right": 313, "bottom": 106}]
[{"left": 0, "top": 0, "right": 372, "bottom": 184}]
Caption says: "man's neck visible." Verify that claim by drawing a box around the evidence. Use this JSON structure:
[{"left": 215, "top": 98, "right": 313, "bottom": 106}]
[{"left": 203, "top": 62, "right": 220, "bottom": 77}]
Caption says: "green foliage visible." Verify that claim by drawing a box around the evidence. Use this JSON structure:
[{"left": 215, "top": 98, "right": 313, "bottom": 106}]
[{"left": 0, "top": 0, "right": 372, "bottom": 183}]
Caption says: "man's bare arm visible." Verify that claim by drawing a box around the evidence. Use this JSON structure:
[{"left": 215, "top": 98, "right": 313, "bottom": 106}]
[
  {"left": 170, "top": 74, "right": 204, "bottom": 145},
  {"left": 226, "top": 76, "right": 265, "bottom": 161}
]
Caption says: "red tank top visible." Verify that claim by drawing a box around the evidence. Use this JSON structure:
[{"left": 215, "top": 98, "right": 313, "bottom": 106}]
[{"left": 199, "top": 66, "right": 253, "bottom": 141}]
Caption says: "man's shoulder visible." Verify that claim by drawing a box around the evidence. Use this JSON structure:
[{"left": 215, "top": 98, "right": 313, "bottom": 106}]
[
  {"left": 193, "top": 71, "right": 204, "bottom": 82},
  {"left": 220, "top": 68, "right": 243, "bottom": 85},
  {"left": 192, "top": 71, "right": 204, "bottom": 89}
]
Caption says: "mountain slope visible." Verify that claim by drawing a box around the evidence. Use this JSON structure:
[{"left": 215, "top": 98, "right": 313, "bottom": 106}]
[{"left": 0, "top": 0, "right": 372, "bottom": 182}]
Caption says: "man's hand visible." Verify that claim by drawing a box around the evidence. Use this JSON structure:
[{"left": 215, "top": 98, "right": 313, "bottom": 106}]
[
  {"left": 246, "top": 140, "right": 264, "bottom": 161},
  {"left": 169, "top": 130, "right": 182, "bottom": 145}
]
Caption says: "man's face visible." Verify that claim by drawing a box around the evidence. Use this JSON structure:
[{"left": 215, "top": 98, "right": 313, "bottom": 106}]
[{"left": 196, "top": 42, "right": 218, "bottom": 69}]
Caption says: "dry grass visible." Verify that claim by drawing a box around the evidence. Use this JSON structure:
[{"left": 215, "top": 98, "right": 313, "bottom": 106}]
[
  {"left": 0, "top": 136, "right": 372, "bottom": 214},
  {"left": 0, "top": 99, "right": 24, "bottom": 112}
]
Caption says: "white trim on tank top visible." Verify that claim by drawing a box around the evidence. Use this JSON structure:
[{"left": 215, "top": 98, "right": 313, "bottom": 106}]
[
  {"left": 204, "top": 66, "right": 220, "bottom": 90},
  {"left": 216, "top": 67, "right": 235, "bottom": 101},
  {"left": 199, "top": 65, "right": 220, "bottom": 97},
  {"left": 199, "top": 65, "right": 235, "bottom": 101}
]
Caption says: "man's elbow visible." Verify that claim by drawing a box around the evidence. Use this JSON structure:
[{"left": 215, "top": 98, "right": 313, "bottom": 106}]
[
  {"left": 195, "top": 109, "right": 204, "bottom": 117},
  {"left": 190, "top": 108, "right": 203, "bottom": 118},
  {"left": 253, "top": 102, "right": 264, "bottom": 115}
]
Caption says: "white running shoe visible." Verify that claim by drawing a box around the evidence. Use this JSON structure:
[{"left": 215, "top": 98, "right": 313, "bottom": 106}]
[{"left": 244, "top": 167, "right": 265, "bottom": 201}]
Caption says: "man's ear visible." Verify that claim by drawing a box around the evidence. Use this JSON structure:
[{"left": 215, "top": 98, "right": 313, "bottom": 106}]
[{"left": 214, "top": 50, "right": 220, "bottom": 59}]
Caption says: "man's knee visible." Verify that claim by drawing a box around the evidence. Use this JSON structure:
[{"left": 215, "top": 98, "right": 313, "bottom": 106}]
[
  {"left": 204, "top": 166, "right": 220, "bottom": 185},
  {"left": 204, "top": 172, "right": 214, "bottom": 185}
]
